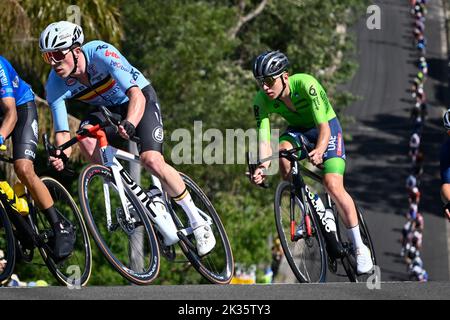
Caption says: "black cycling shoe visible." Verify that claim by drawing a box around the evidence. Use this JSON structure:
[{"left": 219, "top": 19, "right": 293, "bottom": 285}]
[{"left": 51, "top": 221, "right": 76, "bottom": 260}]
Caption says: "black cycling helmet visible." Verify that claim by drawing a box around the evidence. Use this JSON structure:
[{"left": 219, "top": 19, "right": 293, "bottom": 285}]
[{"left": 252, "top": 51, "right": 289, "bottom": 79}]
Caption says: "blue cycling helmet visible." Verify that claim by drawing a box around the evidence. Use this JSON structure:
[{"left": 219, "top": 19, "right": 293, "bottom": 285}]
[{"left": 252, "top": 51, "right": 289, "bottom": 79}]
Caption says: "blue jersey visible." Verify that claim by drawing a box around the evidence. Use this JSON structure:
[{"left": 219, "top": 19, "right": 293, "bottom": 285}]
[
  {"left": 0, "top": 56, "right": 34, "bottom": 106},
  {"left": 45, "top": 40, "right": 150, "bottom": 132},
  {"left": 440, "top": 136, "right": 450, "bottom": 184}
]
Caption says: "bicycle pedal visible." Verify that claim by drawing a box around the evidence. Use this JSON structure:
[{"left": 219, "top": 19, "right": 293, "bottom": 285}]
[{"left": 292, "top": 234, "right": 303, "bottom": 241}]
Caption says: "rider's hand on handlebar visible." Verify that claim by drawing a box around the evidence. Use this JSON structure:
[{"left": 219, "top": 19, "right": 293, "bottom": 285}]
[
  {"left": 252, "top": 166, "right": 267, "bottom": 185},
  {"left": 118, "top": 120, "right": 136, "bottom": 140},
  {"left": 49, "top": 150, "right": 66, "bottom": 172},
  {"left": 308, "top": 148, "right": 324, "bottom": 166}
]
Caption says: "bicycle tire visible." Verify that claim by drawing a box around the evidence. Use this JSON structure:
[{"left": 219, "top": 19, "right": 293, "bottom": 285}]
[
  {"left": 34, "top": 177, "right": 92, "bottom": 287},
  {"left": 79, "top": 164, "right": 160, "bottom": 285},
  {"left": 0, "top": 203, "right": 15, "bottom": 284},
  {"left": 274, "top": 181, "right": 327, "bottom": 283},
  {"left": 166, "top": 172, "right": 234, "bottom": 284}
]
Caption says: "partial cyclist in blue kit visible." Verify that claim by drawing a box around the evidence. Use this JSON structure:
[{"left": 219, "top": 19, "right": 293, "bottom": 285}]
[
  {"left": 440, "top": 109, "right": 450, "bottom": 221},
  {"left": 39, "top": 21, "right": 216, "bottom": 256},
  {"left": 0, "top": 55, "right": 74, "bottom": 259}
]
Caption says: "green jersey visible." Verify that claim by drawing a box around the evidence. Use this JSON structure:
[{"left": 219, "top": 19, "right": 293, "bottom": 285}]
[{"left": 253, "top": 73, "right": 336, "bottom": 142}]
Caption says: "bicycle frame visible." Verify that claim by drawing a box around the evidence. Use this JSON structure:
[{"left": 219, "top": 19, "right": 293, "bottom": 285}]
[
  {"left": 251, "top": 148, "right": 343, "bottom": 258},
  {"left": 58, "top": 124, "right": 213, "bottom": 245}
]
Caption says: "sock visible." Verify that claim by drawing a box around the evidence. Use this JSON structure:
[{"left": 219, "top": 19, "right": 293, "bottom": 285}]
[
  {"left": 173, "top": 188, "right": 204, "bottom": 229},
  {"left": 347, "top": 225, "right": 365, "bottom": 250},
  {"left": 43, "top": 206, "right": 59, "bottom": 226}
]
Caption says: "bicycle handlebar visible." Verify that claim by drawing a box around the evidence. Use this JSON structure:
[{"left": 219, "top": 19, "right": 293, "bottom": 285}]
[
  {"left": 246, "top": 152, "right": 269, "bottom": 189},
  {"left": 246, "top": 136, "right": 324, "bottom": 188},
  {"left": 98, "top": 106, "right": 141, "bottom": 144}
]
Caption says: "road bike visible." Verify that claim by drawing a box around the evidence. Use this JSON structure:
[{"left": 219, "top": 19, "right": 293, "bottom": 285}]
[
  {"left": 0, "top": 146, "right": 92, "bottom": 286},
  {"left": 247, "top": 138, "right": 377, "bottom": 283},
  {"left": 45, "top": 106, "right": 234, "bottom": 285}
]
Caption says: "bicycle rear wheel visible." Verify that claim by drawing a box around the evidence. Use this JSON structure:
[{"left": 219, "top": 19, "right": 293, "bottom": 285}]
[
  {"left": 274, "top": 181, "right": 327, "bottom": 283},
  {"left": 79, "top": 164, "right": 160, "bottom": 285},
  {"left": 35, "top": 177, "right": 92, "bottom": 287},
  {"left": 0, "top": 204, "right": 15, "bottom": 284},
  {"left": 166, "top": 172, "right": 234, "bottom": 284}
]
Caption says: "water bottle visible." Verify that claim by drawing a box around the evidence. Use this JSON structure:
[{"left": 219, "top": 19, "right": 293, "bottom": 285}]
[
  {"left": 146, "top": 186, "right": 179, "bottom": 246},
  {"left": 0, "top": 181, "right": 28, "bottom": 216},
  {"left": 13, "top": 182, "right": 29, "bottom": 216}
]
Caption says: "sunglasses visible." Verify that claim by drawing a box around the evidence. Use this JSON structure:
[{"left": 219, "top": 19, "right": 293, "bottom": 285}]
[
  {"left": 42, "top": 49, "right": 71, "bottom": 64},
  {"left": 256, "top": 74, "right": 282, "bottom": 88}
]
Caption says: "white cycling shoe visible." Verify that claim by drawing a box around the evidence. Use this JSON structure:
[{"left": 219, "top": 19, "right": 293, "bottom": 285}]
[
  {"left": 356, "top": 245, "right": 374, "bottom": 274},
  {"left": 193, "top": 224, "right": 216, "bottom": 256}
]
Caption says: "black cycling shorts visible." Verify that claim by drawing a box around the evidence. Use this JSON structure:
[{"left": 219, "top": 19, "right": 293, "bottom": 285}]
[
  {"left": 0, "top": 101, "right": 39, "bottom": 161},
  {"left": 79, "top": 85, "right": 164, "bottom": 154}
]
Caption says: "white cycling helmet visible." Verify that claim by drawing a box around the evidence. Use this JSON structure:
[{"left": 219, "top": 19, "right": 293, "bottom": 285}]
[
  {"left": 39, "top": 21, "right": 84, "bottom": 52},
  {"left": 443, "top": 109, "right": 450, "bottom": 130},
  {"left": 409, "top": 133, "right": 420, "bottom": 148}
]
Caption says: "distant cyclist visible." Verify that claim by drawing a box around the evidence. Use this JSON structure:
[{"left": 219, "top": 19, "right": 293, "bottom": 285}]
[
  {"left": 250, "top": 50, "right": 373, "bottom": 274},
  {"left": 440, "top": 109, "right": 450, "bottom": 221},
  {"left": 0, "top": 55, "right": 74, "bottom": 259},
  {"left": 39, "top": 21, "right": 215, "bottom": 256}
]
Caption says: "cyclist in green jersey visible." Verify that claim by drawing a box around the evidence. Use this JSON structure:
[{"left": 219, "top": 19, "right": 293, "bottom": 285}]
[{"left": 250, "top": 51, "right": 373, "bottom": 274}]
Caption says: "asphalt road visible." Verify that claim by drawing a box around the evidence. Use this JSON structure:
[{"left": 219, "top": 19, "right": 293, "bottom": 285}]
[
  {"left": 342, "top": 0, "right": 449, "bottom": 281},
  {"left": 0, "top": 281, "right": 449, "bottom": 300}
]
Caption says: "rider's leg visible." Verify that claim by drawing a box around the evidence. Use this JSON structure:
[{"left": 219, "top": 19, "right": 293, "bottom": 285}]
[
  {"left": 322, "top": 173, "right": 358, "bottom": 228},
  {"left": 140, "top": 151, "right": 205, "bottom": 228},
  {"left": 140, "top": 150, "right": 216, "bottom": 255},
  {"left": 279, "top": 140, "right": 294, "bottom": 180},
  {"left": 77, "top": 125, "right": 103, "bottom": 164},
  {"left": 14, "top": 159, "right": 75, "bottom": 258},
  {"left": 12, "top": 100, "right": 75, "bottom": 258},
  {"left": 14, "top": 159, "right": 53, "bottom": 210},
  {"left": 323, "top": 159, "right": 373, "bottom": 273}
]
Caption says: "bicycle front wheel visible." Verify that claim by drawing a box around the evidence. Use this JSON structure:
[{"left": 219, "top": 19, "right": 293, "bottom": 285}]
[
  {"left": 79, "top": 164, "right": 160, "bottom": 285},
  {"left": 167, "top": 172, "right": 234, "bottom": 284},
  {"left": 274, "top": 181, "right": 327, "bottom": 283},
  {"left": 0, "top": 204, "right": 15, "bottom": 284},
  {"left": 35, "top": 177, "right": 92, "bottom": 287}
]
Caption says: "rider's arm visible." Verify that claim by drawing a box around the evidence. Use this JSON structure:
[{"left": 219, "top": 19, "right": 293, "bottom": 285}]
[
  {"left": 96, "top": 42, "right": 149, "bottom": 128},
  {"left": 45, "top": 75, "right": 72, "bottom": 158},
  {"left": 55, "top": 131, "right": 72, "bottom": 157},
  {"left": 125, "top": 86, "right": 146, "bottom": 127},
  {"left": 0, "top": 61, "right": 18, "bottom": 141},
  {"left": 259, "top": 140, "right": 272, "bottom": 169},
  {"left": 303, "top": 75, "right": 332, "bottom": 162},
  {"left": 0, "top": 97, "right": 17, "bottom": 141},
  {"left": 254, "top": 96, "right": 271, "bottom": 168},
  {"left": 314, "top": 122, "right": 331, "bottom": 155}
]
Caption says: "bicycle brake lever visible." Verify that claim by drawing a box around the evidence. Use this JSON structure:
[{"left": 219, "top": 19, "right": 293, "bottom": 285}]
[{"left": 43, "top": 133, "right": 57, "bottom": 157}]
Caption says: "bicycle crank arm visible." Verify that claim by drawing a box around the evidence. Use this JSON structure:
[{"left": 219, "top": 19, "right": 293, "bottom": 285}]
[{"left": 177, "top": 231, "right": 196, "bottom": 252}]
